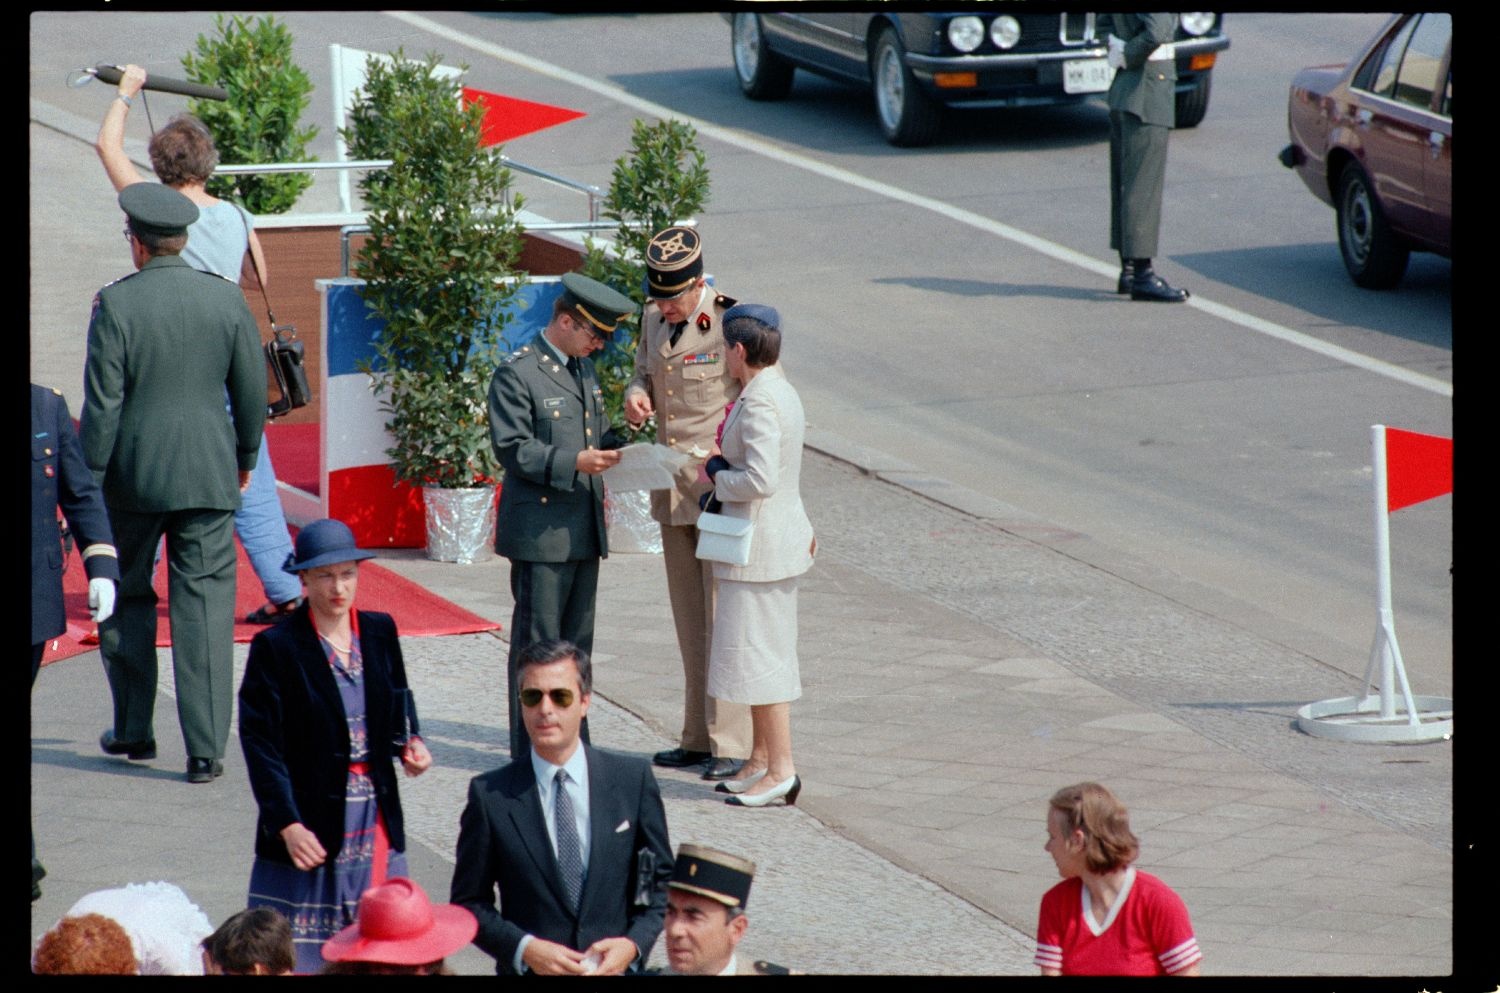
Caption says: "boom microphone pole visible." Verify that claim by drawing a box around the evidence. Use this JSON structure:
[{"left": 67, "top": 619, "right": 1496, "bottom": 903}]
[{"left": 67, "top": 63, "right": 229, "bottom": 101}]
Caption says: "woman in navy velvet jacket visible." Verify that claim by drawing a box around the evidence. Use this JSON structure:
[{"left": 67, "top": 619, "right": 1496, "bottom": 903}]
[{"left": 238, "top": 519, "right": 432, "bottom": 973}]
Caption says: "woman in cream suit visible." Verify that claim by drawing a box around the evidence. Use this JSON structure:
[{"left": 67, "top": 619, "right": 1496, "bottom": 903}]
[{"left": 701, "top": 304, "right": 815, "bottom": 808}]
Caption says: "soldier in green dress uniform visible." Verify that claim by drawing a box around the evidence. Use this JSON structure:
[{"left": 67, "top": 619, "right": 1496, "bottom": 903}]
[
  {"left": 488, "top": 272, "right": 635, "bottom": 756},
  {"left": 1106, "top": 12, "right": 1191, "bottom": 302},
  {"left": 82, "top": 183, "right": 267, "bottom": 783}
]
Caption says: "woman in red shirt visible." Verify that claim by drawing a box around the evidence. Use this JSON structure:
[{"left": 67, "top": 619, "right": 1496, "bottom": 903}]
[{"left": 1035, "top": 782, "right": 1202, "bottom": 976}]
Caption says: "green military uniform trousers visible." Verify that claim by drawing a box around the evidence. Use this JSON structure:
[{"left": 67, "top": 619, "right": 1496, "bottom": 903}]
[{"left": 99, "top": 506, "right": 238, "bottom": 760}]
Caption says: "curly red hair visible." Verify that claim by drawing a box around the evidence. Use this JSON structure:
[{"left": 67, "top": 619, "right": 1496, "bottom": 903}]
[{"left": 33, "top": 913, "right": 138, "bottom": 974}]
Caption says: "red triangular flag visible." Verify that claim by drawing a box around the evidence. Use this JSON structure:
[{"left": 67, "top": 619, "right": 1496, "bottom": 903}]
[
  {"left": 1384, "top": 427, "right": 1452, "bottom": 512},
  {"left": 461, "top": 87, "right": 586, "bottom": 146}
]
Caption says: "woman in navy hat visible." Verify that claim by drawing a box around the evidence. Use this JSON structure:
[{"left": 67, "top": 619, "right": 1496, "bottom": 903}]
[
  {"left": 237, "top": 518, "right": 433, "bottom": 973},
  {"left": 701, "top": 305, "right": 816, "bottom": 808}
]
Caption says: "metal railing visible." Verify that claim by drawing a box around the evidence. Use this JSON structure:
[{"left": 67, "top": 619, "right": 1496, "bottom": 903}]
[{"left": 215, "top": 148, "right": 604, "bottom": 222}]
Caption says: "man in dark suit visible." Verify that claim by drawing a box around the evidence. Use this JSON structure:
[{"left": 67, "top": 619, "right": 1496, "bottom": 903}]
[
  {"left": 1106, "top": 12, "right": 1190, "bottom": 302},
  {"left": 488, "top": 271, "right": 634, "bottom": 756},
  {"left": 81, "top": 183, "right": 266, "bottom": 783},
  {"left": 451, "top": 640, "right": 673, "bottom": 975},
  {"left": 32, "top": 382, "right": 120, "bottom": 901}
]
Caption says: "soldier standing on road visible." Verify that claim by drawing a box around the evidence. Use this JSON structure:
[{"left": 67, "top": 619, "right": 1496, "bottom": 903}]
[
  {"left": 623, "top": 227, "right": 753, "bottom": 782},
  {"left": 489, "top": 272, "right": 635, "bottom": 757},
  {"left": 83, "top": 183, "right": 266, "bottom": 784},
  {"left": 1106, "top": 13, "right": 1191, "bottom": 303}
]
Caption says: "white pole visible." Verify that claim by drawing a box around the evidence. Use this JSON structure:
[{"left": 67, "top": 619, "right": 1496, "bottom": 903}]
[{"left": 331, "top": 44, "right": 352, "bottom": 215}]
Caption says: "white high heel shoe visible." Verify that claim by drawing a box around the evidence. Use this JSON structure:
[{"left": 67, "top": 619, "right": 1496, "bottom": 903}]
[
  {"left": 713, "top": 768, "right": 768, "bottom": 795},
  {"left": 724, "top": 774, "right": 801, "bottom": 807}
]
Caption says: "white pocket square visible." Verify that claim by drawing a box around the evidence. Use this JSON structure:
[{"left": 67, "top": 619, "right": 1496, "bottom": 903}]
[{"left": 614, "top": 819, "right": 631, "bottom": 833}]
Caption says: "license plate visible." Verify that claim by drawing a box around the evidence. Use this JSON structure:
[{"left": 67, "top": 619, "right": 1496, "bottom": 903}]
[{"left": 1063, "top": 58, "right": 1112, "bottom": 94}]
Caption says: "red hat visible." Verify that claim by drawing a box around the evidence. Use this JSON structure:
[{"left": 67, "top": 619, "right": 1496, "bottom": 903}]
[{"left": 321, "top": 879, "right": 477, "bottom": 966}]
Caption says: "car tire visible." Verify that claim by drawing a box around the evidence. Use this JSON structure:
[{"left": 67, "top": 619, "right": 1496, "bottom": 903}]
[
  {"left": 871, "top": 28, "right": 941, "bottom": 147},
  {"left": 1336, "top": 164, "right": 1410, "bottom": 289},
  {"left": 732, "top": 13, "right": 794, "bottom": 100},
  {"left": 1175, "top": 69, "right": 1212, "bottom": 129}
]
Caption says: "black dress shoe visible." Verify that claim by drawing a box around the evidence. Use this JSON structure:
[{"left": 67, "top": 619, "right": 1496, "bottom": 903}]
[
  {"left": 1130, "top": 270, "right": 1189, "bottom": 302},
  {"left": 652, "top": 747, "right": 711, "bottom": 769},
  {"left": 702, "top": 757, "right": 746, "bottom": 781},
  {"left": 99, "top": 729, "right": 156, "bottom": 761},
  {"left": 186, "top": 757, "right": 225, "bottom": 784},
  {"left": 1116, "top": 262, "right": 1136, "bottom": 295}
]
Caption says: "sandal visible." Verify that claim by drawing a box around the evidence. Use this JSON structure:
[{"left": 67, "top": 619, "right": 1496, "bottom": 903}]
[{"left": 245, "top": 596, "right": 304, "bottom": 625}]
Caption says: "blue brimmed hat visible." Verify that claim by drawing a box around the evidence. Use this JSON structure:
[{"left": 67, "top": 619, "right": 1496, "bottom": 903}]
[{"left": 282, "top": 518, "right": 376, "bottom": 574}]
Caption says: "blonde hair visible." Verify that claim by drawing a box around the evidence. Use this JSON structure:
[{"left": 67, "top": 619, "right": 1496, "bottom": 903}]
[{"left": 1049, "top": 782, "right": 1140, "bottom": 873}]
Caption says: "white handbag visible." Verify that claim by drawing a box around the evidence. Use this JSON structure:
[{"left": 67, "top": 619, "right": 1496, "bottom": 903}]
[{"left": 695, "top": 511, "right": 754, "bottom": 566}]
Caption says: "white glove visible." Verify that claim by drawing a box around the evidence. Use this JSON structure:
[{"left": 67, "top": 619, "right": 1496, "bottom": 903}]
[
  {"left": 1107, "top": 34, "right": 1125, "bottom": 71},
  {"left": 89, "top": 577, "right": 117, "bottom": 623}
]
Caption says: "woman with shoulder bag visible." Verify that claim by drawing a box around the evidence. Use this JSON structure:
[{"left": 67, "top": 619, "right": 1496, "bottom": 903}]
[
  {"left": 96, "top": 64, "right": 303, "bottom": 625},
  {"left": 699, "top": 304, "right": 815, "bottom": 808}
]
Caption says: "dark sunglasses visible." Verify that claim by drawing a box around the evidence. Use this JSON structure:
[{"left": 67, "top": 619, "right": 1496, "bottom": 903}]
[{"left": 519, "top": 687, "right": 576, "bottom": 708}]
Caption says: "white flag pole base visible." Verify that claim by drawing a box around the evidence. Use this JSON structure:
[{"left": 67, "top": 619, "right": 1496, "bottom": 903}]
[{"left": 1295, "top": 694, "right": 1452, "bottom": 743}]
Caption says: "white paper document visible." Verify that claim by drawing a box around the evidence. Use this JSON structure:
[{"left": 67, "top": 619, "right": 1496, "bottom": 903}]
[{"left": 602, "top": 443, "right": 694, "bottom": 492}]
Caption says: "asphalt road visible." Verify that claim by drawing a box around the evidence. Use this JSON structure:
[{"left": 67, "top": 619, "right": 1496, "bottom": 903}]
[{"left": 30, "top": 10, "right": 1451, "bottom": 697}]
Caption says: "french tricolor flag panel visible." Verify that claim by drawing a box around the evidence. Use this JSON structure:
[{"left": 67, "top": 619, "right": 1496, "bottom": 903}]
[{"left": 316, "top": 277, "right": 569, "bottom": 547}]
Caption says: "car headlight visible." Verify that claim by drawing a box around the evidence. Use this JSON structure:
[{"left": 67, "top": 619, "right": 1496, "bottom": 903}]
[
  {"left": 1179, "top": 12, "right": 1216, "bottom": 37},
  {"left": 947, "top": 16, "right": 985, "bottom": 53},
  {"left": 990, "top": 15, "right": 1021, "bottom": 50}
]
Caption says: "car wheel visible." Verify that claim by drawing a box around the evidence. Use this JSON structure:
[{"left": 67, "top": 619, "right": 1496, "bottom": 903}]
[
  {"left": 1175, "top": 69, "right": 1212, "bottom": 129},
  {"left": 1336, "top": 164, "right": 1410, "bottom": 289},
  {"left": 871, "top": 28, "right": 940, "bottom": 147},
  {"left": 732, "top": 13, "right": 794, "bottom": 100}
]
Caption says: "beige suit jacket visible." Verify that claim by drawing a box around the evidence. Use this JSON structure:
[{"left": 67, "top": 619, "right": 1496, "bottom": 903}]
[
  {"left": 709, "top": 364, "right": 814, "bottom": 583},
  {"left": 624, "top": 287, "right": 741, "bottom": 526}
]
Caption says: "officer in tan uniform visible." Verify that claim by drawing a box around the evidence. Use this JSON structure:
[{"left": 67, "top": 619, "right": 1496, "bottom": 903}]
[
  {"left": 659, "top": 844, "right": 793, "bottom": 976},
  {"left": 623, "top": 228, "right": 753, "bottom": 781}
]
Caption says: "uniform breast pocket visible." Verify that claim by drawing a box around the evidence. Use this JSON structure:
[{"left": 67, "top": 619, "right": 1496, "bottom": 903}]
[{"left": 684, "top": 369, "right": 711, "bottom": 406}]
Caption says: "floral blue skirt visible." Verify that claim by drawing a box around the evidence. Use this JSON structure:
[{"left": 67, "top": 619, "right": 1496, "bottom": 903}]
[{"left": 246, "top": 764, "right": 408, "bottom": 975}]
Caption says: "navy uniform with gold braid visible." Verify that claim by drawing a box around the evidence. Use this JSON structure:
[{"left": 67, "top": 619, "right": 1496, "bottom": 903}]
[
  {"left": 488, "top": 272, "right": 634, "bottom": 756},
  {"left": 32, "top": 384, "right": 119, "bottom": 676}
]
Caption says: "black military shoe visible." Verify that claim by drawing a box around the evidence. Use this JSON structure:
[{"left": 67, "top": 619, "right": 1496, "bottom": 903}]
[
  {"left": 186, "top": 757, "right": 225, "bottom": 783},
  {"left": 652, "top": 747, "right": 710, "bottom": 769},
  {"left": 99, "top": 729, "right": 157, "bottom": 761},
  {"left": 1131, "top": 269, "right": 1189, "bottom": 302},
  {"left": 1117, "top": 260, "right": 1136, "bottom": 294},
  {"left": 702, "top": 757, "right": 746, "bottom": 781}
]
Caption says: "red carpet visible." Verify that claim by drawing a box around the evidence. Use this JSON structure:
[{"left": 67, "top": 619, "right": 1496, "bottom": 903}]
[
  {"left": 265, "top": 421, "right": 319, "bottom": 495},
  {"left": 41, "top": 531, "right": 501, "bottom": 665}
]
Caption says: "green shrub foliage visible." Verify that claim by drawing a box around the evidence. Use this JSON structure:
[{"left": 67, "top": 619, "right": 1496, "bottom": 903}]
[
  {"left": 181, "top": 14, "right": 318, "bottom": 215},
  {"left": 343, "top": 51, "right": 526, "bottom": 489}
]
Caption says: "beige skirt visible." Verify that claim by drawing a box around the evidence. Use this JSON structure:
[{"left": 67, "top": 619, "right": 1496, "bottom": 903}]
[{"left": 708, "top": 576, "right": 801, "bottom": 705}]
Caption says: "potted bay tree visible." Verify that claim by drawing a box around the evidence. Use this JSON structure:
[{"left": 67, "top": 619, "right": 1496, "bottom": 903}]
[{"left": 342, "top": 50, "right": 526, "bottom": 562}]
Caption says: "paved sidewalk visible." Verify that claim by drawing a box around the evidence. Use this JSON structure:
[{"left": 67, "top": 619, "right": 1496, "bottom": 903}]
[{"left": 30, "top": 107, "right": 1460, "bottom": 980}]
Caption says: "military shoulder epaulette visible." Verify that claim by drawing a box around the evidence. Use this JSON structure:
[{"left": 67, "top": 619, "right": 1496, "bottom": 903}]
[
  {"left": 753, "top": 961, "right": 791, "bottom": 975},
  {"left": 713, "top": 293, "right": 738, "bottom": 310},
  {"left": 98, "top": 271, "right": 139, "bottom": 291}
]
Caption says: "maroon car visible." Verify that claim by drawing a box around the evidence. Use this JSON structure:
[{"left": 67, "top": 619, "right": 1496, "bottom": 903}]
[{"left": 1279, "top": 13, "right": 1450, "bottom": 289}]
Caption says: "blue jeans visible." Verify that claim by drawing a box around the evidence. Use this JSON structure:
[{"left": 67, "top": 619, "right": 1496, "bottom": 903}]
[{"left": 238, "top": 434, "right": 301, "bottom": 605}]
